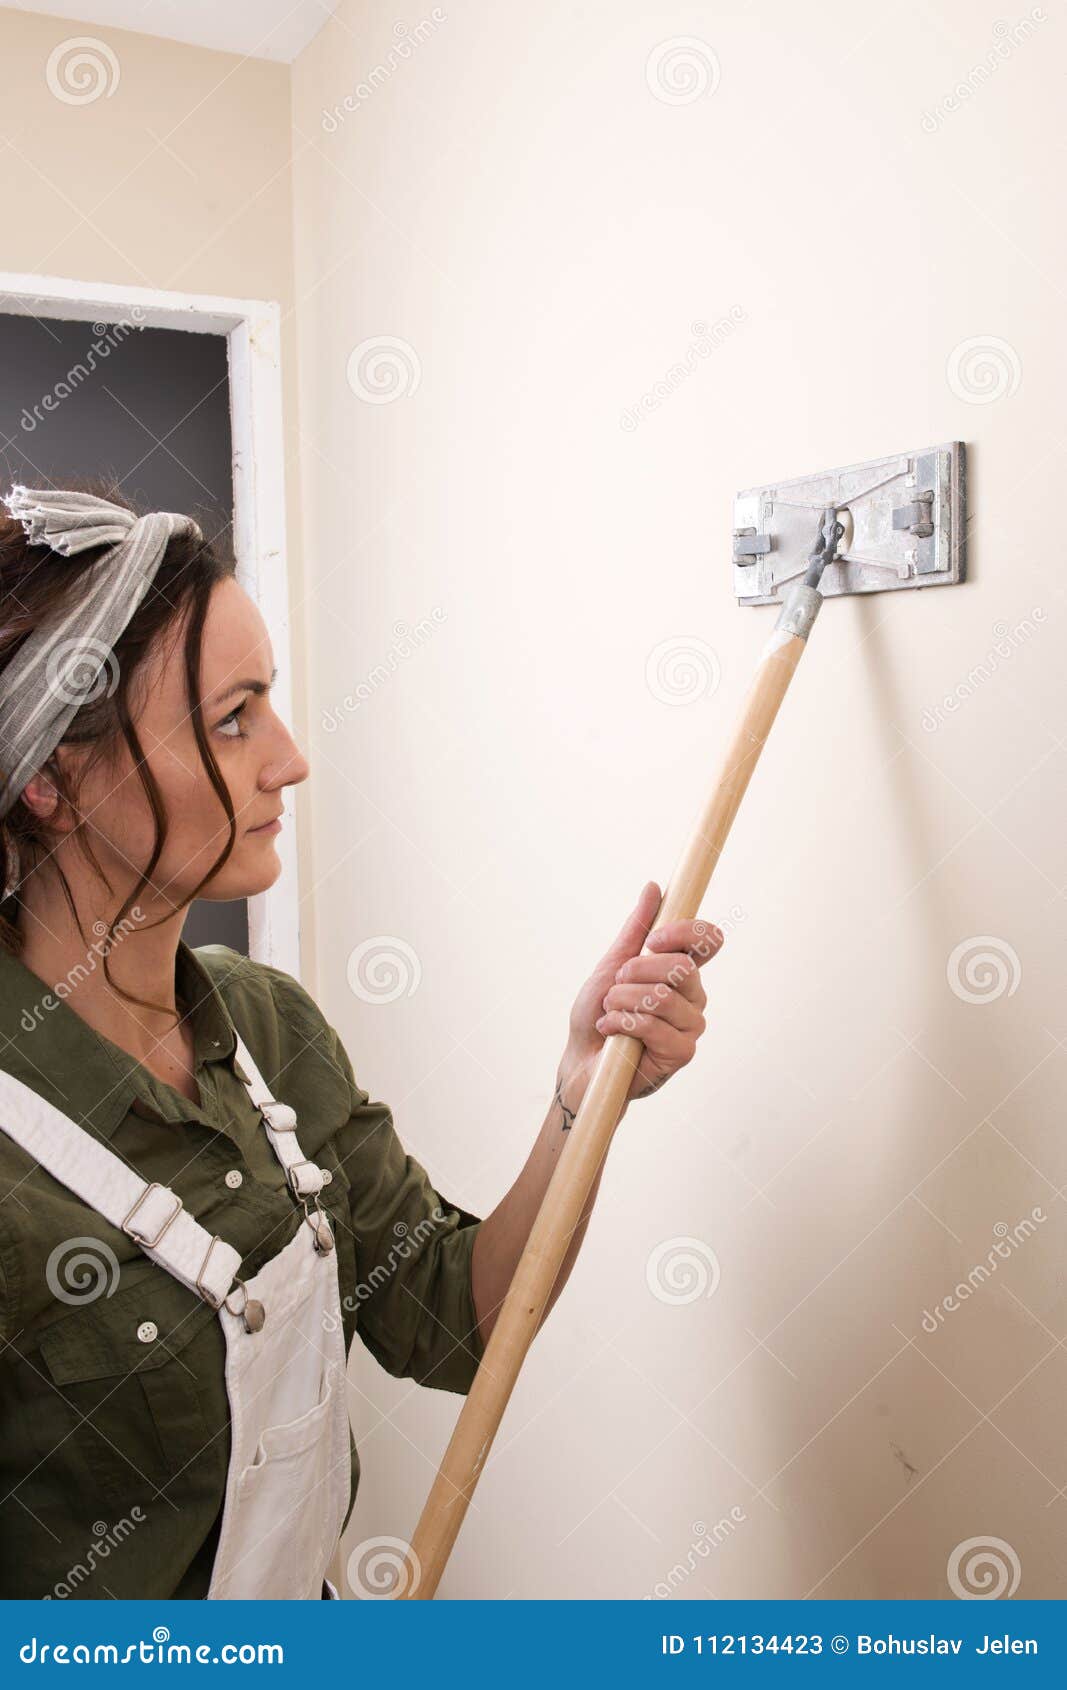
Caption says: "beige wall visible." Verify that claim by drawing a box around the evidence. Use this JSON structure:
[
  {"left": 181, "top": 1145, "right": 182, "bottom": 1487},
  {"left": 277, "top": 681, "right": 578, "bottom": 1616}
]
[
  {"left": 3, "top": 0, "right": 1063, "bottom": 1603},
  {"left": 291, "top": 0, "right": 1066, "bottom": 1599}
]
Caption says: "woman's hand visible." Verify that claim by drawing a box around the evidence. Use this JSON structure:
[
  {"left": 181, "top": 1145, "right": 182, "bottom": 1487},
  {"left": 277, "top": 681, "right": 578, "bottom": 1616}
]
[{"left": 559, "top": 881, "right": 723, "bottom": 1107}]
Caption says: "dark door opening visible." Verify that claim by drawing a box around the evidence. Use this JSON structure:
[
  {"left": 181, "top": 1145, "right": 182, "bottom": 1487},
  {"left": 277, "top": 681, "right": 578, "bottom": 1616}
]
[{"left": 0, "top": 311, "right": 248, "bottom": 954}]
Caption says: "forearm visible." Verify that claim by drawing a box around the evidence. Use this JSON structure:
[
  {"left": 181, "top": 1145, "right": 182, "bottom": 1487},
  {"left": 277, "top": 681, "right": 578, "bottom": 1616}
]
[{"left": 469, "top": 1047, "right": 628, "bottom": 1347}]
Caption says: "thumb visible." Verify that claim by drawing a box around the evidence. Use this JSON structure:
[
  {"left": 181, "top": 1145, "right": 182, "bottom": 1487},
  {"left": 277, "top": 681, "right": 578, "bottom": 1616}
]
[{"left": 599, "top": 880, "right": 662, "bottom": 969}]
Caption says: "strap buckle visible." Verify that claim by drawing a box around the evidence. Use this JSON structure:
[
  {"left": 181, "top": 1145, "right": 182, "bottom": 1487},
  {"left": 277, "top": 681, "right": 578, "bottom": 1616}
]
[
  {"left": 286, "top": 1158, "right": 322, "bottom": 1197},
  {"left": 260, "top": 1099, "right": 298, "bottom": 1133},
  {"left": 196, "top": 1235, "right": 227, "bottom": 1309},
  {"left": 122, "top": 1182, "right": 183, "bottom": 1249}
]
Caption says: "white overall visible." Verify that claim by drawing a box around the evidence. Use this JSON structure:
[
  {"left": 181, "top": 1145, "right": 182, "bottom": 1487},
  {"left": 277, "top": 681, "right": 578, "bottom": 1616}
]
[{"left": 0, "top": 1030, "right": 351, "bottom": 1599}]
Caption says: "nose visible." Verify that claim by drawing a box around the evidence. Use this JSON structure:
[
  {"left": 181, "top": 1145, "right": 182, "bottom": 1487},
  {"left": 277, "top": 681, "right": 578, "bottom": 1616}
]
[{"left": 261, "top": 719, "right": 310, "bottom": 792}]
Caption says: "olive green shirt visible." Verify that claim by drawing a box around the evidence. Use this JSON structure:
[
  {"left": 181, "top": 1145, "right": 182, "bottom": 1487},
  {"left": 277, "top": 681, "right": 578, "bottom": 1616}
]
[{"left": 0, "top": 921, "right": 484, "bottom": 1599}]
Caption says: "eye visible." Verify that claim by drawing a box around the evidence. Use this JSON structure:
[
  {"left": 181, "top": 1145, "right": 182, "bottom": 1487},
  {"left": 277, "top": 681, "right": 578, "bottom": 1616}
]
[{"left": 217, "top": 700, "right": 249, "bottom": 739}]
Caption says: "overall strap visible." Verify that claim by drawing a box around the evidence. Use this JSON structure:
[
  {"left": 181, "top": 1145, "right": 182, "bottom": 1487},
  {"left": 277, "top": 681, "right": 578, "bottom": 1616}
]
[
  {"left": 231, "top": 1030, "right": 326, "bottom": 1200},
  {"left": 0, "top": 1067, "right": 240, "bottom": 1308}
]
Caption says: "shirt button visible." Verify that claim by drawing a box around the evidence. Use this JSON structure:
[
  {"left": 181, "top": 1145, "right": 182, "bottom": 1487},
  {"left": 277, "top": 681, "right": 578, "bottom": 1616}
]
[
  {"left": 321, "top": 1169, "right": 333, "bottom": 1185},
  {"left": 136, "top": 1321, "right": 158, "bottom": 1343},
  {"left": 225, "top": 1169, "right": 243, "bottom": 1189}
]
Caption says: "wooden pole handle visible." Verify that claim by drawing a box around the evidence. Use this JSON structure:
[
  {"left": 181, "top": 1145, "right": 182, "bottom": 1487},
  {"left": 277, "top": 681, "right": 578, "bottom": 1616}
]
[{"left": 398, "top": 589, "right": 822, "bottom": 1599}]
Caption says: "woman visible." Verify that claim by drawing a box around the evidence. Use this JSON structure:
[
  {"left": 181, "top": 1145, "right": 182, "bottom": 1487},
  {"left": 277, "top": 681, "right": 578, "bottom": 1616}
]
[{"left": 0, "top": 482, "right": 720, "bottom": 1600}]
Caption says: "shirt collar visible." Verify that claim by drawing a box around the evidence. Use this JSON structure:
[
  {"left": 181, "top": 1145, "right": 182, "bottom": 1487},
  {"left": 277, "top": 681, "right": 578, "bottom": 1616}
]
[{"left": 0, "top": 907, "right": 239, "bottom": 1143}]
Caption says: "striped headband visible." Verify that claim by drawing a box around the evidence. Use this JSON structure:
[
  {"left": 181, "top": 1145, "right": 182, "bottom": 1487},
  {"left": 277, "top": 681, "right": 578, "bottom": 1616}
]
[{"left": 0, "top": 486, "right": 203, "bottom": 820}]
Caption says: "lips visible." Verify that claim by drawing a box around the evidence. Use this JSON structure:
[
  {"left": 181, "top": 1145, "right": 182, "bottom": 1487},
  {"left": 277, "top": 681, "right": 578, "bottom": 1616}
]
[{"left": 249, "top": 813, "right": 283, "bottom": 832}]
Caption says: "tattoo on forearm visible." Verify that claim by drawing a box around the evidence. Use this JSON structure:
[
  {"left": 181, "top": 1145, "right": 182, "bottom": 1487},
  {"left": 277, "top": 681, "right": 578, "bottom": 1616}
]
[
  {"left": 553, "top": 1073, "right": 577, "bottom": 1132},
  {"left": 635, "top": 1072, "right": 667, "bottom": 1100}
]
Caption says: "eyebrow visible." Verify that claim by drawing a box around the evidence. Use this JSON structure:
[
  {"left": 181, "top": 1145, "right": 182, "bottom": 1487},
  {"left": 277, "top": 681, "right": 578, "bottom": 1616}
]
[{"left": 210, "top": 667, "right": 278, "bottom": 707}]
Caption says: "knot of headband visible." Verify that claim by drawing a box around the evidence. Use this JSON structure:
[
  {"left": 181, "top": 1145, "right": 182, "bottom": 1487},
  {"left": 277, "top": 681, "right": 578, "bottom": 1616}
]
[{"left": 0, "top": 485, "right": 203, "bottom": 821}]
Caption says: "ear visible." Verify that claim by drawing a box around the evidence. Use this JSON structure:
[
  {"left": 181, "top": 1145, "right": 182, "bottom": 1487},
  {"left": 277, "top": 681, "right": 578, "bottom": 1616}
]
[{"left": 19, "top": 769, "right": 60, "bottom": 819}]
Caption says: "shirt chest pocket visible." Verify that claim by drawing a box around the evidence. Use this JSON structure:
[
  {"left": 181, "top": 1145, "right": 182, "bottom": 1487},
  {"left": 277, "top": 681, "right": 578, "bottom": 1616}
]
[{"left": 35, "top": 1266, "right": 227, "bottom": 1514}]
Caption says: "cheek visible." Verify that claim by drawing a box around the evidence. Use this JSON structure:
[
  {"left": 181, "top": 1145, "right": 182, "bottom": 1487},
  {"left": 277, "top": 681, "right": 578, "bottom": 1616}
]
[
  {"left": 152, "top": 742, "right": 240, "bottom": 859},
  {"left": 87, "top": 738, "right": 236, "bottom": 871}
]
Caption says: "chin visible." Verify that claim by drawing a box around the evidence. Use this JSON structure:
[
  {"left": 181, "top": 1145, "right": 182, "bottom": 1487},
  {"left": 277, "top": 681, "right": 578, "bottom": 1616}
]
[{"left": 199, "top": 847, "right": 283, "bottom": 902}]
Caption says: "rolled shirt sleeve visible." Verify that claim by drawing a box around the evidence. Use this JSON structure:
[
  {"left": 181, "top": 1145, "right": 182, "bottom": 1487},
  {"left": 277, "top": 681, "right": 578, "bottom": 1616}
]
[{"left": 326, "top": 1025, "right": 486, "bottom": 1393}]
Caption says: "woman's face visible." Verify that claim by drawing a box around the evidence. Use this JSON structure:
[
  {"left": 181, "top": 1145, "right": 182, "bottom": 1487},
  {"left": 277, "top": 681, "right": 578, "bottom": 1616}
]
[{"left": 56, "top": 577, "right": 309, "bottom": 912}]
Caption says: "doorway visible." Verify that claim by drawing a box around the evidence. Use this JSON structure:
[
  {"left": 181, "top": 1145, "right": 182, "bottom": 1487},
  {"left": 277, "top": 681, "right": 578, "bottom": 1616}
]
[{"left": 0, "top": 275, "right": 300, "bottom": 975}]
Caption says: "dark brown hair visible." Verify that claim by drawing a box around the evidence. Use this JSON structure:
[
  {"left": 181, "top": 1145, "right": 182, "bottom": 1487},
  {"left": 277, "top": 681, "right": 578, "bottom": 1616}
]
[{"left": 0, "top": 475, "right": 239, "bottom": 1016}]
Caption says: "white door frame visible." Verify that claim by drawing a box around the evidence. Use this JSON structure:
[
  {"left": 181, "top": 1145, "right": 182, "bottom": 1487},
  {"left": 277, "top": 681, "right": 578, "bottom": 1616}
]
[{"left": 0, "top": 271, "right": 301, "bottom": 980}]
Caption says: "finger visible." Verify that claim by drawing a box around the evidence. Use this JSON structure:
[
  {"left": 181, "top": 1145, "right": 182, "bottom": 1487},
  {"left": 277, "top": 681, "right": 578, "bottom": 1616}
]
[
  {"left": 595, "top": 1009, "right": 700, "bottom": 1060},
  {"left": 601, "top": 982, "right": 705, "bottom": 1032},
  {"left": 646, "top": 918, "right": 723, "bottom": 964},
  {"left": 597, "top": 881, "right": 663, "bottom": 972},
  {"left": 614, "top": 952, "right": 705, "bottom": 1004}
]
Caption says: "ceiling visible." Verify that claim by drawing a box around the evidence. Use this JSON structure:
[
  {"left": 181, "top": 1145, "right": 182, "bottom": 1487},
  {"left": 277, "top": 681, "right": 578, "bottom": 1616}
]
[{"left": 5, "top": 0, "right": 343, "bottom": 62}]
